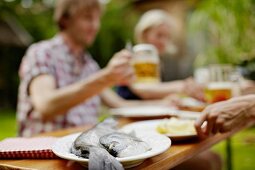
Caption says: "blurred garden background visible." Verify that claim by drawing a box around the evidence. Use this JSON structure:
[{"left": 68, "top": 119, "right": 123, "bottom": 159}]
[{"left": 0, "top": 0, "right": 255, "bottom": 169}]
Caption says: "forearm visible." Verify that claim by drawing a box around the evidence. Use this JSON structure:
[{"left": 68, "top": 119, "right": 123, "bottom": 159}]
[
  {"left": 113, "top": 98, "right": 165, "bottom": 108},
  {"left": 101, "top": 89, "right": 165, "bottom": 108},
  {"left": 130, "top": 81, "right": 184, "bottom": 100},
  {"left": 230, "top": 94, "right": 255, "bottom": 119},
  {"left": 31, "top": 69, "right": 113, "bottom": 120},
  {"left": 244, "top": 95, "right": 255, "bottom": 119},
  {"left": 240, "top": 79, "right": 255, "bottom": 95},
  {"left": 250, "top": 104, "right": 255, "bottom": 119}
]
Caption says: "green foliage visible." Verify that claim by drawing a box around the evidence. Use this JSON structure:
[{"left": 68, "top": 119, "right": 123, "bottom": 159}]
[
  {"left": 90, "top": 0, "right": 139, "bottom": 67},
  {"left": 0, "top": 0, "right": 57, "bottom": 41},
  {"left": 189, "top": 0, "right": 255, "bottom": 67}
]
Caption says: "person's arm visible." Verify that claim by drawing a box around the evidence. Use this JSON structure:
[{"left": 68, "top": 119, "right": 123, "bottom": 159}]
[
  {"left": 129, "top": 78, "right": 205, "bottom": 101},
  {"left": 30, "top": 50, "right": 134, "bottom": 120},
  {"left": 100, "top": 88, "right": 172, "bottom": 108},
  {"left": 129, "top": 81, "right": 184, "bottom": 100},
  {"left": 240, "top": 79, "right": 255, "bottom": 95},
  {"left": 30, "top": 69, "right": 111, "bottom": 120},
  {"left": 195, "top": 95, "right": 255, "bottom": 139}
]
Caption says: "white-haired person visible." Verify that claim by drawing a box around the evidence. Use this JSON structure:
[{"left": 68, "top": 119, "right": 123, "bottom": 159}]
[
  {"left": 117, "top": 9, "right": 203, "bottom": 101},
  {"left": 116, "top": 9, "right": 222, "bottom": 170}
]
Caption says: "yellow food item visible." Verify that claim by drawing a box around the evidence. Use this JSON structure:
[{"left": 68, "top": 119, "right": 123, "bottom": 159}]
[{"left": 156, "top": 118, "right": 196, "bottom": 135}]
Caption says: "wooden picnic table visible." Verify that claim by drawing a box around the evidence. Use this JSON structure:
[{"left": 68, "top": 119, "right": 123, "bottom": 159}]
[{"left": 0, "top": 117, "right": 252, "bottom": 170}]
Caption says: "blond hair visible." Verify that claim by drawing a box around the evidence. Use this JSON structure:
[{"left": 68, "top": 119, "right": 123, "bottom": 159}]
[
  {"left": 135, "top": 9, "right": 175, "bottom": 43},
  {"left": 54, "top": 0, "right": 102, "bottom": 30}
]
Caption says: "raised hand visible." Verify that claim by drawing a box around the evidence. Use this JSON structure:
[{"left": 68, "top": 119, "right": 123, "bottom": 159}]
[{"left": 105, "top": 50, "right": 135, "bottom": 86}]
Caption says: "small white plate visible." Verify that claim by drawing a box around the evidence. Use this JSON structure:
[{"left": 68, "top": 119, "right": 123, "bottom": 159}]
[
  {"left": 110, "top": 106, "right": 174, "bottom": 118},
  {"left": 121, "top": 119, "right": 197, "bottom": 141},
  {"left": 52, "top": 131, "right": 171, "bottom": 168},
  {"left": 110, "top": 106, "right": 201, "bottom": 119},
  {"left": 180, "top": 97, "right": 206, "bottom": 108}
]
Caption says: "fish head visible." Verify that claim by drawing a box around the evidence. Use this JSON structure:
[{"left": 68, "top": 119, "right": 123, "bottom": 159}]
[
  {"left": 71, "top": 144, "right": 93, "bottom": 158},
  {"left": 100, "top": 132, "right": 151, "bottom": 158}
]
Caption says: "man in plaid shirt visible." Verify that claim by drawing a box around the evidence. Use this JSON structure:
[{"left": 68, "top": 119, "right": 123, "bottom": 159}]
[{"left": 17, "top": 0, "right": 135, "bottom": 137}]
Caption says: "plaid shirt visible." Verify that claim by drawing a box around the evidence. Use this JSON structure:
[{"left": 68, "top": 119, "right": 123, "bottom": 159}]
[{"left": 17, "top": 35, "right": 101, "bottom": 137}]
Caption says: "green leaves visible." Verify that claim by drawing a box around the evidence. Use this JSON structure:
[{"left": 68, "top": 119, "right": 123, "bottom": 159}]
[
  {"left": 89, "top": 0, "right": 138, "bottom": 67},
  {"left": 0, "top": 0, "right": 57, "bottom": 42},
  {"left": 189, "top": 0, "right": 255, "bottom": 67}
]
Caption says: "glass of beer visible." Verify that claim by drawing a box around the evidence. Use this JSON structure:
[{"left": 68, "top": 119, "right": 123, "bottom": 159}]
[
  {"left": 132, "top": 44, "right": 161, "bottom": 84},
  {"left": 204, "top": 64, "right": 239, "bottom": 104}
]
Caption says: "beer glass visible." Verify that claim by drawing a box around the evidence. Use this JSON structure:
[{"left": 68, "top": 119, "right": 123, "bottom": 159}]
[
  {"left": 132, "top": 44, "right": 161, "bottom": 84},
  {"left": 204, "top": 64, "right": 240, "bottom": 103}
]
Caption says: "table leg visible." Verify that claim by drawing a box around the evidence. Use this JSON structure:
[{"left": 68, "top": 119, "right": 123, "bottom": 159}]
[{"left": 226, "top": 138, "right": 232, "bottom": 170}]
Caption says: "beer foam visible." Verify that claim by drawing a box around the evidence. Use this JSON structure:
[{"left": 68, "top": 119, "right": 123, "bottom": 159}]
[
  {"left": 132, "top": 56, "right": 159, "bottom": 63},
  {"left": 207, "top": 82, "right": 233, "bottom": 89}
]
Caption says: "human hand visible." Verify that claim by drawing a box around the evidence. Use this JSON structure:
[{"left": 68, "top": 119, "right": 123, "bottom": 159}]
[
  {"left": 195, "top": 97, "right": 252, "bottom": 139},
  {"left": 105, "top": 50, "right": 135, "bottom": 86},
  {"left": 161, "top": 94, "right": 182, "bottom": 108},
  {"left": 183, "top": 78, "right": 205, "bottom": 101}
]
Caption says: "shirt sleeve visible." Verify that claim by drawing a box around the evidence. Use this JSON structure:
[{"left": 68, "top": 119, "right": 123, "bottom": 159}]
[{"left": 19, "top": 44, "right": 56, "bottom": 95}]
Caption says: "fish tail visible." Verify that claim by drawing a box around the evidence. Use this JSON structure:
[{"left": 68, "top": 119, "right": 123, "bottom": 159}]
[{"left": 89, "top": 147, "right": 124, "bottom": 170}]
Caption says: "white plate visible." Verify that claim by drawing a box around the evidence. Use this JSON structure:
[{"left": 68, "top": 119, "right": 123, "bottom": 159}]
[
  {"left": 121, "top": 119, "right": 197, "bottom": 141},
  {"left": 110, "top": 106, "right": 202, "bottom": 119},
  {"left": 110, "top": 106, "right": 173, "bottom": 118},
  {"left": 180, "top": 97, "right": 206, "bottom": 108},
  {"left": 52, "top": 131, "right": 171, "bottom": 168}
]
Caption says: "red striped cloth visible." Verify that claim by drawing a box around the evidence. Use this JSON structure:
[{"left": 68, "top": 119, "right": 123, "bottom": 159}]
[{"left": 0, "top": 137, "right": 58, "bottom": 159}]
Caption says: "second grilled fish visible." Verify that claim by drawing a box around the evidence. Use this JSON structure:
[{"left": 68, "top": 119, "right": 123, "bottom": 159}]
[{"left": 100, "top": 132, "right": 151, "bottom": 158}]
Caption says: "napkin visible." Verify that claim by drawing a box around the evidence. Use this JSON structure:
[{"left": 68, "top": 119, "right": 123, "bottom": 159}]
[{"left": 0, "top": 137, "right": 58, "bottom": 159}]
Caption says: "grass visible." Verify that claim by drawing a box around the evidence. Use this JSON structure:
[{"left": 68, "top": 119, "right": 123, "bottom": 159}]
[
  {"left": 212, "top": 127, "right": 255, "bottom": 170},
  {"left": 0, "top": 109, "right": 255, "bottom": 170},
  {"left": 0, "top": 109, "right": 17, "bottom": 140}
]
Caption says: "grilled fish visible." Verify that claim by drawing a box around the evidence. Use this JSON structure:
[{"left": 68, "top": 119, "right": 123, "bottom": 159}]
[
  {"left": 100, "top": 132, "right": 151, "bottom": 158},
  {"left": 71, "top": 118, "right": 123, "bottom": 170}
]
